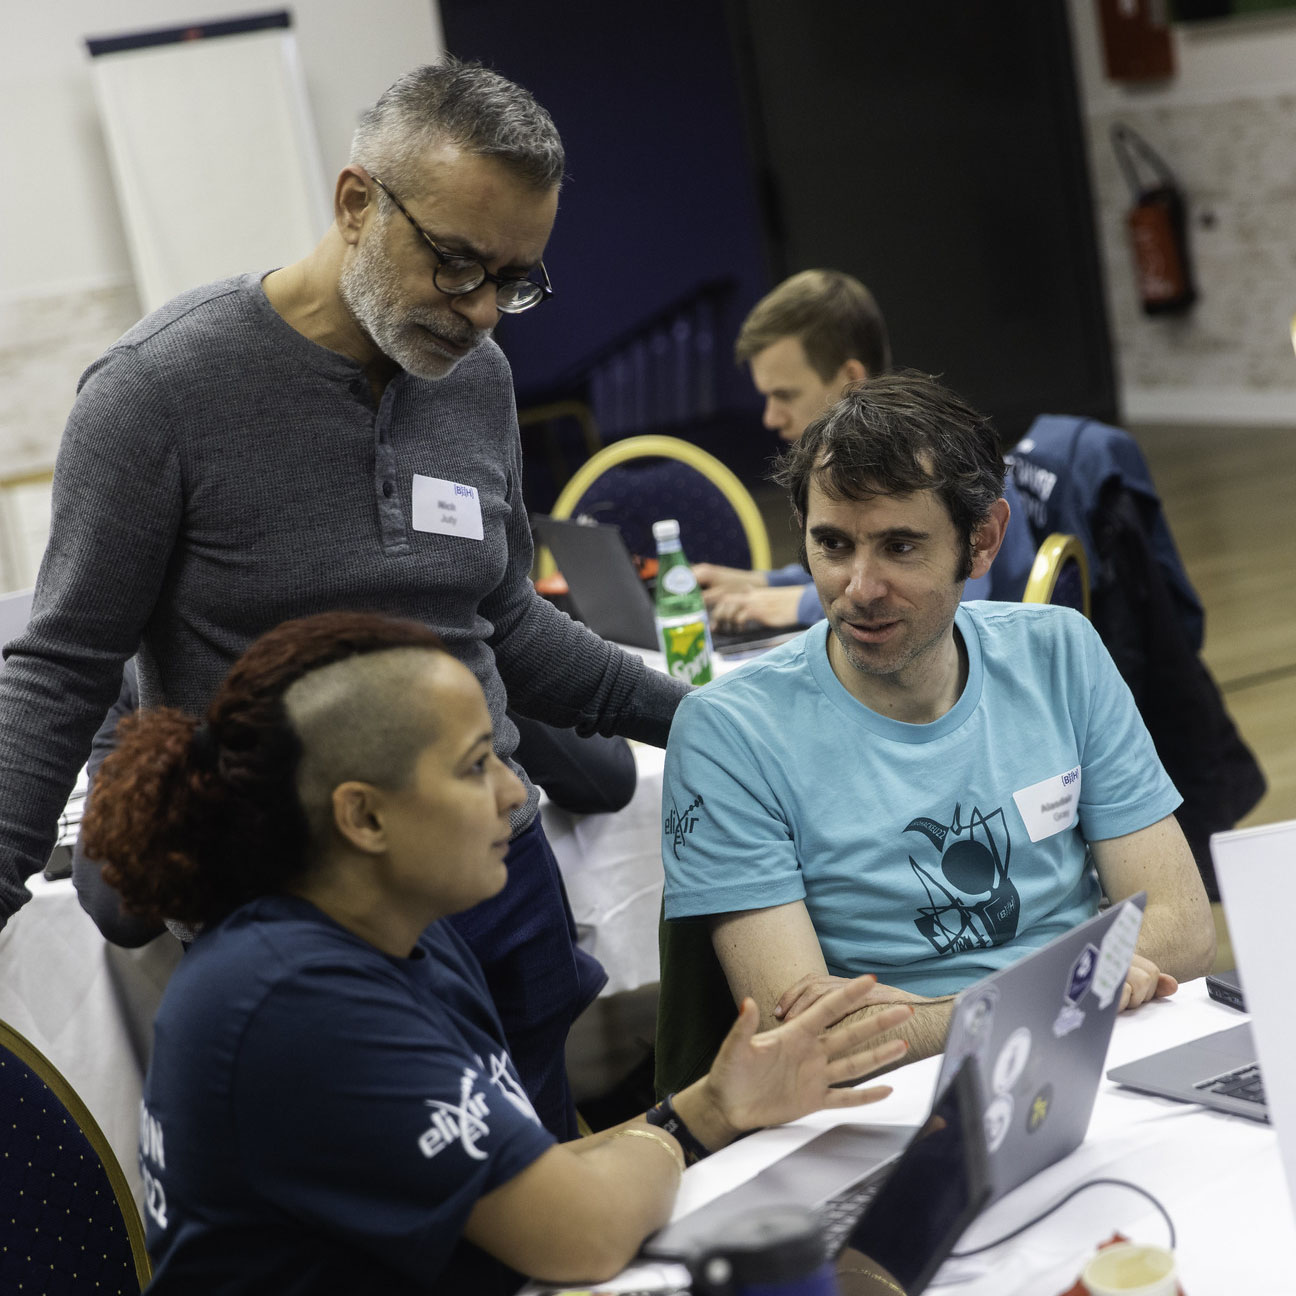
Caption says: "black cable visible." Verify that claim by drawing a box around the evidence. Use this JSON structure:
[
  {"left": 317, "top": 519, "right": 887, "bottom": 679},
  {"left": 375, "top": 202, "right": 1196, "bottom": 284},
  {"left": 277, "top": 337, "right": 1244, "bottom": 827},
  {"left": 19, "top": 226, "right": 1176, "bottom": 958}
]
[{"left": 949, "top": 1176, "right": 1176, "bottom": 1259}]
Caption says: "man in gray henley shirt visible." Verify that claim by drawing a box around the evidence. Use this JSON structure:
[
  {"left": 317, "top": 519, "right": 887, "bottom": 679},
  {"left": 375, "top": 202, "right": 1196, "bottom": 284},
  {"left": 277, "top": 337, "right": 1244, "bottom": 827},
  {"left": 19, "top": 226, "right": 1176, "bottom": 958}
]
[{"left": 0, "top": 60, "right": 686, "bottom": 1139}]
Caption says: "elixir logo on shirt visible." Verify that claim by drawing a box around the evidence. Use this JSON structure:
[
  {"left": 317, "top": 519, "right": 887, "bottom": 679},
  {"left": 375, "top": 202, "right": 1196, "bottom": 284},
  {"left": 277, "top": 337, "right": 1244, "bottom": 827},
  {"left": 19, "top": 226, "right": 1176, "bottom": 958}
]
[
  {"left": 664, "top": 792, "right": 705, "bottom": 860},
  {"left": 417, "top": 1067, "right": 492, "bottom": 1161}
]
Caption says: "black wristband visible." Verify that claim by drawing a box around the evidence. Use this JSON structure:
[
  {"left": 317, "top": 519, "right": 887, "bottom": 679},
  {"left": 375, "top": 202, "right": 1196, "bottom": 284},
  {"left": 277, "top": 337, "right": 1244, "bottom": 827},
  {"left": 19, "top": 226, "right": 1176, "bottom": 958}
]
[{"left": 644, "top": 1092, "right": 711, "bottom": 1166}]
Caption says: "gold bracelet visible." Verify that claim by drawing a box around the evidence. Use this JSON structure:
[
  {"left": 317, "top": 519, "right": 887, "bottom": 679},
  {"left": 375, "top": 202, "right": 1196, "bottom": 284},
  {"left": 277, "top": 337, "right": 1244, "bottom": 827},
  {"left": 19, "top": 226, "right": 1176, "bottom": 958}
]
[{"left": 608, "top": 1127, "right": 685, "bottom": 1176}]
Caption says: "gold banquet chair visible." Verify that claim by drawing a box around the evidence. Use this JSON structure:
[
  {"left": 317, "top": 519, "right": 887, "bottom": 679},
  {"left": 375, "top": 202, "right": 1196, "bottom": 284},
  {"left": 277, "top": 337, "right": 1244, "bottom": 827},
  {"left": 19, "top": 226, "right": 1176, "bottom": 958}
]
[
  {"left": 1021, "top": 532, "right": 1091, "bottom": 619},
  {"left": 536, "top": 435, "right": 772, "bottom": 579},
  {"left": 0, "top": 1019, "right": 151, "bottom": 1294}
]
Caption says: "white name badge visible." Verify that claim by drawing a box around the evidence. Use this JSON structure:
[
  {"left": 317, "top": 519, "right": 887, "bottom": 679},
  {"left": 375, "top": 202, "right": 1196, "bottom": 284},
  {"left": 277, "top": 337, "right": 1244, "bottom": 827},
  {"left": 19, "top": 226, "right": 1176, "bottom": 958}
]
[
  {"left": 1012, "top": 766, "right": 1082, "bottom": 843},
  {"left": 411, "top": 475, "right": 484, "bottom": 541}
]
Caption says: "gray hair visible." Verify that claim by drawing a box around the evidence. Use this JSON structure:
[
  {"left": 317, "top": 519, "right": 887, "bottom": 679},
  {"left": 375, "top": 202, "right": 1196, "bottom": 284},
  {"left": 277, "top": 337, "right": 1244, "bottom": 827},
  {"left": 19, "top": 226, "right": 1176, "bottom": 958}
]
[{"left": 351, "top": 57, "right": 564, "bottom": 195}]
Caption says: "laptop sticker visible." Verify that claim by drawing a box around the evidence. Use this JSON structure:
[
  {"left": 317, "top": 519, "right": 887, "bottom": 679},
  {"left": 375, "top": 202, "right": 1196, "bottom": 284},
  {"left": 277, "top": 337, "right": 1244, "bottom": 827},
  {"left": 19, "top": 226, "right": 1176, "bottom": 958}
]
[
  {"left": 993, "top": 1027, "right": 1032, "bottom": 1095},
  {"left": 1093, "top": 903, "right": 1143, "bottom": 1008},
  {"left": 1012, "top": 766, "right": 1081, "bottom": 843},
  {"left": 984, "top": 1093, "right": 1014, "bottom": 1153},
  {"left": 411, "top": 475, "right": 484, "bottom": 540},
  {"left": 1027, "top": 1083, "right": 1054, "bottom": 1134},
  {"left": 1053, "top": 942, "right": 1100, "bottom": 1038},
  {"left": 945, "top": 984, "right": 999, "bottom": 1068}
]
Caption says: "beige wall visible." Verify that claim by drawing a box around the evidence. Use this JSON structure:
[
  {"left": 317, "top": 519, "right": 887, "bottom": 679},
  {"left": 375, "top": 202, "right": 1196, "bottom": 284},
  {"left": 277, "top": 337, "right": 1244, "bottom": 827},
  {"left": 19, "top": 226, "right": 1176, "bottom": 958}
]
[
  {"left": 0, "top": 1, "right": 443, "bottom": 588},
  {"left": 1067, "top": 0, "right": 1296, "bottom": 426}
]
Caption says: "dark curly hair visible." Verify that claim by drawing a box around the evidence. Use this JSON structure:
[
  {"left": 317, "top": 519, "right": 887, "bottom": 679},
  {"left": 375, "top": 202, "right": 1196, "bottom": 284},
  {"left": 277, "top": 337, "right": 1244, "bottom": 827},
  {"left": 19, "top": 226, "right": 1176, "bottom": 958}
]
[
  {"left": 82, "top": 612, "right": 446, "bottom": 928},
  {"left": 773, "top": 370, "right": 1005, "bottom": 580}
]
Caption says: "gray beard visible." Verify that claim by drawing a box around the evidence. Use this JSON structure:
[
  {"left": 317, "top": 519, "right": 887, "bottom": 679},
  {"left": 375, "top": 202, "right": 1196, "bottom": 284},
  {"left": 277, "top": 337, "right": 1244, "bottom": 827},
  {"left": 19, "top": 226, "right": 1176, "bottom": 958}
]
[{"left": 338, "top": 232, "right": 486, "bottom": 380}]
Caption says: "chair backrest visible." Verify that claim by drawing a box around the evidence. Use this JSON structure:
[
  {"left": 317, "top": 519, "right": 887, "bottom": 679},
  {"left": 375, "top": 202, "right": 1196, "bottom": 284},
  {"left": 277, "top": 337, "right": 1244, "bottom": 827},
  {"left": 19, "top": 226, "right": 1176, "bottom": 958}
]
[
  {"left": 1021, "top": 533, "right": 1091, "bottom": 618},
  {"left": 539, "top": 435, "right": 771, "bottom": 577},
  {"left": 1007, "top": 414, "right": 1202, "bottom": 648},
  {"left": 0, "top": 1019, "right": 150, "bottom": 1293}
]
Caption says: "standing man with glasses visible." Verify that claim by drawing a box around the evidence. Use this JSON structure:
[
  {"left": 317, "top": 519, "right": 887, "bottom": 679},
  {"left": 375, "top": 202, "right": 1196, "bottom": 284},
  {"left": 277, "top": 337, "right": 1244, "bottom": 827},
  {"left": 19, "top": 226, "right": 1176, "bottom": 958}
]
[{"left": 0, "top": 59, "right": 687, "bottom": 1139}]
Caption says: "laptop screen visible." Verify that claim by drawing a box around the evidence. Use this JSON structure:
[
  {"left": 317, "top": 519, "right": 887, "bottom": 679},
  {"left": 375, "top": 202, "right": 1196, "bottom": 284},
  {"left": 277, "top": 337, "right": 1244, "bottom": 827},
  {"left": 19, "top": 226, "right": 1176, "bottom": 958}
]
[{"left": 846, "top": 1057, "right": 990, "bottom": 1294}]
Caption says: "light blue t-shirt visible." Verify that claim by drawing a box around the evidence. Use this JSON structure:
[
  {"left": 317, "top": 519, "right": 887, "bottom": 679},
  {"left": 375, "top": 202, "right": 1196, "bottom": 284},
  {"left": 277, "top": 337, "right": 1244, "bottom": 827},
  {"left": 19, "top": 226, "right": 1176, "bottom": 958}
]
[{"left": 662, "top": 603, "right": 1181, "bottom": 995}]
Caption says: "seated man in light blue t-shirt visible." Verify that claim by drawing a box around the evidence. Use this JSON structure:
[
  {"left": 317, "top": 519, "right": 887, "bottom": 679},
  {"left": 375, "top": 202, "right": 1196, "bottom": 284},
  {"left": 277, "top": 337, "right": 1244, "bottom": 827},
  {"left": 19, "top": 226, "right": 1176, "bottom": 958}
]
[
  {"left": 696, "top": 270, "right": 1035, "bottom": 631},
  {"left": 662, "top": 371, "right": 1216, "bottom": 1066}
]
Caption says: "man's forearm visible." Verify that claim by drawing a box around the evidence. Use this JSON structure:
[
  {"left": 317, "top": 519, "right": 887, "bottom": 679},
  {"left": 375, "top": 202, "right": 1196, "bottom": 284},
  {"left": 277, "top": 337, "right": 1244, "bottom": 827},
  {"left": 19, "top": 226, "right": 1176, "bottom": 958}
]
[
  {"left": 834, "top": 996, "right": 954, "bottom": 1071},
  {"left": 1136, "top": 902, "right": 1216, "bottom": 981}
]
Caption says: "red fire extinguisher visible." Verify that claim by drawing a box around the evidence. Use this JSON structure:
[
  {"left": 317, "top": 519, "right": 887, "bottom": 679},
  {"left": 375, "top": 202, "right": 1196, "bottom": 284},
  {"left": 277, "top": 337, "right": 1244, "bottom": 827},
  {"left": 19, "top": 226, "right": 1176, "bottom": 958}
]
[{"left": 1111, "top": 124, "right": 1197, "bottom": 315}]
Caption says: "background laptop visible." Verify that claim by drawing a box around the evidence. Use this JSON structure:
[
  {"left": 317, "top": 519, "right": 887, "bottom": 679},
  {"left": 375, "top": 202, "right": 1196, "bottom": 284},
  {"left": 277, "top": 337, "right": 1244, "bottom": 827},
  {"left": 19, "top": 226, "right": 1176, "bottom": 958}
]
[
  {"left": 1108, "top": 820, "right": 1296, "bottom": 1137},
  {"left": 532, "top": 515, "right": 800, "bottom": 655}
]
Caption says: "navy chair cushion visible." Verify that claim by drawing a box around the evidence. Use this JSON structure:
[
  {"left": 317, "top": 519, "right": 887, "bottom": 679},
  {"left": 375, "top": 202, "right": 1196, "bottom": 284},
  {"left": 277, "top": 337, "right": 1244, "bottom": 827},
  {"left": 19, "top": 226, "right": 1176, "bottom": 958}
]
[
  {"left": 570, "top": 459, "right": 752, "bottom": 568},
  {"left": 1051, "top": 557, "right": 1087, "bottom": 614},
  {"left": 0, "top": 1046, "right": 141, "bottom": 1293}
]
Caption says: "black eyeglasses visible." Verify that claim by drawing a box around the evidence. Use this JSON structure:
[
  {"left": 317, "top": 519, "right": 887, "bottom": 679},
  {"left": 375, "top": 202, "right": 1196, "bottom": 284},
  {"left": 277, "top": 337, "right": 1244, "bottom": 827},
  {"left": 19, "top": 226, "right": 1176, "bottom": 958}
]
[{"left": 369, "top": 174, "right": 553, "bottom": 314}]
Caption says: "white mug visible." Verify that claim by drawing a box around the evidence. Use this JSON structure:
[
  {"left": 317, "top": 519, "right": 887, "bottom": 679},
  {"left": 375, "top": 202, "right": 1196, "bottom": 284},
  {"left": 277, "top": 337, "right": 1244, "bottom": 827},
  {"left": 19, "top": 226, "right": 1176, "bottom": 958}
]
[{"left": 1082, "top": 1242, "right": 1177, "bottom": 1296}]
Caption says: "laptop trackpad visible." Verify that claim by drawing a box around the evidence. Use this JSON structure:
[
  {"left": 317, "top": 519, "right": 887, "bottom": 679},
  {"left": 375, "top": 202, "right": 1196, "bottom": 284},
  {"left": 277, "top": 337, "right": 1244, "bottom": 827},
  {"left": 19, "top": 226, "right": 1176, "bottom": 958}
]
[{"left": 643, "top": 1122, "right": 917, "bottom": 1260}]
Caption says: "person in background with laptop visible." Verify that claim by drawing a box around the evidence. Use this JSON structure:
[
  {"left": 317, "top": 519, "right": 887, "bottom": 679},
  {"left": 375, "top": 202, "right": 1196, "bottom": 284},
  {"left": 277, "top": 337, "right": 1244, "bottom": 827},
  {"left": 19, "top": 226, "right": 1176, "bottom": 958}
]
[
  {"left": 0, "top": 60, "right": 689, "bottom": 1141},
  {"left": 84, "top": 611, "right": 913, "bottom": 1294},
  {"left": 660, "top": 372, "right": 1215, "bottom": 1080},
  {"left": 695, "top": 270, "right": 1034, "bottom": 630}
]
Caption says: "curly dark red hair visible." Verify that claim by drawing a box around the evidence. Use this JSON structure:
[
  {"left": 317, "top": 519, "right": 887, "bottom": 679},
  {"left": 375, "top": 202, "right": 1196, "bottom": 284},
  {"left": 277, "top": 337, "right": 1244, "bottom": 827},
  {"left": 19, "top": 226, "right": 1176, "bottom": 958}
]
[{"left": 82, "top": 611, "right": 445, "bottom": 927}]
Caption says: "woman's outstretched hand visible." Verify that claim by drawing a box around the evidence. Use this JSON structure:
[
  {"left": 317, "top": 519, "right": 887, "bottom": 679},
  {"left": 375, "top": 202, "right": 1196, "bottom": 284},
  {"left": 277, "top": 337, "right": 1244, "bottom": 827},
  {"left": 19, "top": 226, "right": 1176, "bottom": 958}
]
[{"left": 676, "top": 975, "right": 914, "bottom": 1150}]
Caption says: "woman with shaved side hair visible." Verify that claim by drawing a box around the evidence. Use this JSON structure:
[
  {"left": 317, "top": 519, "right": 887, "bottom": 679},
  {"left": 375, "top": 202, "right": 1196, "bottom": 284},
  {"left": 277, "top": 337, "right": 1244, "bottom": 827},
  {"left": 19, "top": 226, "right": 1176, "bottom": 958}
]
[{"left": 86, "top": 611, "right": 911, "bottom": 1294}]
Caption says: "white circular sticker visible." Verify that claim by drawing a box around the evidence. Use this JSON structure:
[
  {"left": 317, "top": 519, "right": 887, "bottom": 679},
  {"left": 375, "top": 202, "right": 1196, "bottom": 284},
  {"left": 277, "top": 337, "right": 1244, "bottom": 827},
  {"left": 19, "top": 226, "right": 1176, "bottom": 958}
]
[
  {"left": 946, "top": 984, "right": 999, "bottom": 1068},
  {"left": 993, "top": 1026, "right": 1032, "bottom": 1095},
  {"left": 983, "top": 1094, "right": 1014, "bottom": 1154}
]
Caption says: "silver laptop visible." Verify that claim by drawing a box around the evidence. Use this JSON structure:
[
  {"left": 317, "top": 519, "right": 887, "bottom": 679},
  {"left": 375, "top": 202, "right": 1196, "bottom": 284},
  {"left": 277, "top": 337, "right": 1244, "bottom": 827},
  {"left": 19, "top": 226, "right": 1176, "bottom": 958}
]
[
  {"left": 1217, "top": 820, "right": 1296, "bottom": 1213},
  {"left": 645, "top": 894, "right": 1144, "bottom": 1261},
  {"left": 1108, "top": 821, "right": 1296, "bottom": 1133},
  {"left": 935, "top": 893, "right": 1145, "bottom": 1205}
]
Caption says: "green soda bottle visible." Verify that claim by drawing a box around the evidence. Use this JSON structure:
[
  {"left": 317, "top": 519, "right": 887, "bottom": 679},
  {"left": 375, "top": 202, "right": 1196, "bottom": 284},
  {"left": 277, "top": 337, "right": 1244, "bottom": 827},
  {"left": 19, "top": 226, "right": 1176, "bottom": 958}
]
[{"left": 652, "top": 518, "right": 713, "bottom": 686}]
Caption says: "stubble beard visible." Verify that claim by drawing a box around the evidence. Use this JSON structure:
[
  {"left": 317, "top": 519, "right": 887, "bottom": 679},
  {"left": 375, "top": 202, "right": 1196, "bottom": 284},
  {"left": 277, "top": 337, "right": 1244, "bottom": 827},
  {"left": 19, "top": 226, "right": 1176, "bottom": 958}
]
[
  {"left": 338, "top": 226, "right": 487, "bottom": 380},
  {"left": 827, "top": 594, "right": 958, "bottom": 684}
]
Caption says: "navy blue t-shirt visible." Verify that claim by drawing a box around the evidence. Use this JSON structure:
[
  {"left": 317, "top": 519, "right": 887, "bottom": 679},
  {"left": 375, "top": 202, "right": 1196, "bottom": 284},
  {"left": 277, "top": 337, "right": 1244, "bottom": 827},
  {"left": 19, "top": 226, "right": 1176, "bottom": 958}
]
[{"left": 139, "top": 895, "right": 555, "bottom": 1294}]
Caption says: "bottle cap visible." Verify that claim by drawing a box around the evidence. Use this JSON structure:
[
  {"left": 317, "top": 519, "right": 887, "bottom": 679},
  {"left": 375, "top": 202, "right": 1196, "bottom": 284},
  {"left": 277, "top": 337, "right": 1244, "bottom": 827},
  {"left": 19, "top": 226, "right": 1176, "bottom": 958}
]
[{"left": 652, "top": 519, "right": 681, "bottom": 542}]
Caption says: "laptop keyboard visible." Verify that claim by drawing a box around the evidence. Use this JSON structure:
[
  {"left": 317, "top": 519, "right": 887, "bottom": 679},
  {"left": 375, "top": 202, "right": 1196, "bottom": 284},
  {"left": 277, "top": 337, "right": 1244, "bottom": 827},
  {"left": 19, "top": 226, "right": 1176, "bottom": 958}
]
[
  {"left": 1195, "top": 1061, "right": 1267, "bottom": 1106},
  {"left": 815, "top": 1170, "right": 887, "bottom": 1256}
]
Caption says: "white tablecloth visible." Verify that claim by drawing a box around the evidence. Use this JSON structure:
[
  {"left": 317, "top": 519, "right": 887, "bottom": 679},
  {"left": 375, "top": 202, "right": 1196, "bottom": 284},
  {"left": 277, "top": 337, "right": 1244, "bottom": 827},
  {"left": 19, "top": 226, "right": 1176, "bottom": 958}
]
[
  {"left": 543, "top": 744, "right": 667, "bottom": 997},
  {"left": 0, "top": 875, "right": 183, "bottom": 1210},
  {"left": 657, "top": 979, "right": 1294, "bottom": 1295},
  {"left": 544, "top": 642, "right": 753, "bottom": 998}
]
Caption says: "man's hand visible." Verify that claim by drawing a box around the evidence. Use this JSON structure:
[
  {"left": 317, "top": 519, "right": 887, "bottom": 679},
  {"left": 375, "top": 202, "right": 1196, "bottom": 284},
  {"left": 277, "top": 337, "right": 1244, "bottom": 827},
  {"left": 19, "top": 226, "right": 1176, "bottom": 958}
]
[
  {"left": 693, "top": 563, "right": 768, "bottom": 594},
  {"left": 774, "top": 972, "right": 921, "bottom": 1022},
  {"left": 1120, "top": 953, "right": 1177, "bottom": 1012},
  {"left": 707, "top": 584, "right": 807, "bottom": 632}
]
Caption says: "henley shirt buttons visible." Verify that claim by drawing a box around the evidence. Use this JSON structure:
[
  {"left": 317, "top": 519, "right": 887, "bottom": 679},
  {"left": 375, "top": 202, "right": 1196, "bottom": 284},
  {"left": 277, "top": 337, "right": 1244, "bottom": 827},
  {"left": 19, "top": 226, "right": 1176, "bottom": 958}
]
[{"left": 382, "top": 481, "right": 394, "bottom": 498}]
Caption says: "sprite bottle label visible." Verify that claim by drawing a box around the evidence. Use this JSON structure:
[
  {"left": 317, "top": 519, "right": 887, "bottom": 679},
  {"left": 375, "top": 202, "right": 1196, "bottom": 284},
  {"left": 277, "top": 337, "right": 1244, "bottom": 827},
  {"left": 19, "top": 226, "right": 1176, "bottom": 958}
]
[{"left": 657, "top": 612, "right": 713, "bottom": 685}]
